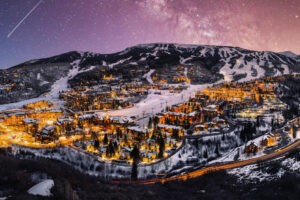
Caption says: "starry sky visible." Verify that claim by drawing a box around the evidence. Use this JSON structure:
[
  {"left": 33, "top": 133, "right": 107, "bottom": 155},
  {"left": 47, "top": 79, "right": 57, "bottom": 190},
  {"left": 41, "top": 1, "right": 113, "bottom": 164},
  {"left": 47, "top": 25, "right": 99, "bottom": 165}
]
[{"left": 1, "top": 0, "right": 300, "bottom": 68}]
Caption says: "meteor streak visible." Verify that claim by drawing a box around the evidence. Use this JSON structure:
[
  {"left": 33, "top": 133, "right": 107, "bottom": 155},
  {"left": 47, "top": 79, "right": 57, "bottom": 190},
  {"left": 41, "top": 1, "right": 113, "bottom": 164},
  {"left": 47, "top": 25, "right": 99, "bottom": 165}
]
[{"left": 7, "top": 0, "right": 43, "bottom": 38}]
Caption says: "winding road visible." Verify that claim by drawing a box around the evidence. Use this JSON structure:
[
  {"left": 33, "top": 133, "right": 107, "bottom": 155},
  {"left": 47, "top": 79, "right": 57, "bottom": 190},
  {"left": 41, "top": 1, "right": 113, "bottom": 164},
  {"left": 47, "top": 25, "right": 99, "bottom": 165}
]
[
  {"left": 112, "top": 118, "right": 300, "bottom": 184},
  {"left": 127, "top": 139, "right": 300, "bottom": 184}
]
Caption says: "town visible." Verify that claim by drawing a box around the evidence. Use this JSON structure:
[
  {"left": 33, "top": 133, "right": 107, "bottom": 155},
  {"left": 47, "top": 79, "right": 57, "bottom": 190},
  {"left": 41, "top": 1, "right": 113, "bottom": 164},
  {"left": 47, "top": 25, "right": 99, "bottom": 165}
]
[{"left": 0, "top": 74, "right": 299, "bottom": 166}]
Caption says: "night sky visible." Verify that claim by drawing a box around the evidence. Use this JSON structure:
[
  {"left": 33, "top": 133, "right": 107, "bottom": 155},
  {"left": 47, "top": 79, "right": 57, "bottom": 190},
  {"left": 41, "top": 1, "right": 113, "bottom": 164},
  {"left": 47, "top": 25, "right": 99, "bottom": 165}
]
[{"left": 1, "top": 0, "right": 300, "bottom": 68}]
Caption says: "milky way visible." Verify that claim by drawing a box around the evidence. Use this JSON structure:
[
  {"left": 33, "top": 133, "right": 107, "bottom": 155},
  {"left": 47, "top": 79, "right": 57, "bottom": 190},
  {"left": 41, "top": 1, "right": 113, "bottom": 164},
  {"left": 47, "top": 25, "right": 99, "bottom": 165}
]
[{"left": 1, "top": 0, "right": 300, "bottom": 68}]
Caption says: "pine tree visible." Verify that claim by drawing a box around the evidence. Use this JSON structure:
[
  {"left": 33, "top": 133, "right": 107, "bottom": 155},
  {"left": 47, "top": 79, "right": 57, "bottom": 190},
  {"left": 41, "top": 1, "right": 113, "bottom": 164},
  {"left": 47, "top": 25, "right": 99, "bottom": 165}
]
[
  {"left": 293, "top": 126, "right": 297, "bottom": 139},
  {"left": 116, "top": 128, "right": 122, "bottom": 139},
  {"left": 157, "top": 134, "right": 165, "bottom": 159},
  {"left": 103, "top": 134, "right": 108, "bottom": 145},
  {"left": 148, "top": 117, "right": 153, "bottom": 129},
  {"left": 91, "top": 131, "right": 98, "bottom": 140},
  {"left": 172, "top": 128, "right": 179, "bottom": 140},
  {"left": 130, "top": 146, "right": 140, "bottom": 180},
  {"left": 130, "top": 146, "right": 140, "bottom": 162},
  {"left": 214, "top": 143, "right": 220, "bottom": 157},
  {"left": 94, "top": 139, "right": 100, "bottom": 149},
  {"left": 106, "top": 141, "right": 115, "bottom": 158},
  {"left": 203, "top": 149, "right": 208, "bottom": 158},
  {"left": 131, "top": 161, "right": 138, "bottom": 180}
]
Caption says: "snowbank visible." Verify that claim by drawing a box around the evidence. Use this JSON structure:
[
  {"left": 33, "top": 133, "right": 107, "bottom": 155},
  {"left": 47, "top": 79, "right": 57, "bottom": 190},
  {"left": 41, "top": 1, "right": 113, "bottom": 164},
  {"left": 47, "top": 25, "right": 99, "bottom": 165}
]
[{"left": 27, "top": 179, "right": 54, "bottom": 196}]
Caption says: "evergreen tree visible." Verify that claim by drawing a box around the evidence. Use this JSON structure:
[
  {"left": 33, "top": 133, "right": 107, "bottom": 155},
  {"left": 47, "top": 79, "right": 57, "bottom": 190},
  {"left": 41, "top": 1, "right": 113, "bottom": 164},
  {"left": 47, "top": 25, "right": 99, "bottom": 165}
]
[
  {"left": 106, "top": 141, "right": 115, "bottom": 158},
  {"left": 91, "top": 131, "right": 98, "bottom": 141},
  {"left": 157, "top": 134, "right": 165, "bottom": 159},
  {"left": 94, "top": 139, "right": 100, "bottom": 149},
  {"left": 215, "top": 143, "right": 220, "bottom": 157},
  {"left": 131, "top": 161, "right": 138, "bottom": 180},
  {"left": 240, "top": 126, "right": 246, "bottom": 142},
  {"left": 103, "top": 134, "right": 108, "bottom": 145},
  {"left": 172, "top": 128, "right": 179, "bottom": 140},
  {"left": 116, "top": 128, "right": 122, "bottom": 139},
  {"left": 256, "top": 116, "right": 260, "bottom": 127},
  {"left": 130, "top": 146, "right": 140, "bottom": 162},
  {"left": 130, "top": 146, "right": 140, "bottom": 180},
  {"left": 203, "top": 149, "right": 208, "bottom": 158},
  {"left": 148, "top": 117, "right": 153, "bottom": 129},
  {"left": 293, "top": 126, "right": 297, "bottom": 139},
  {"left": 124, "top": 134, "right": 128, "bottom": 145}
]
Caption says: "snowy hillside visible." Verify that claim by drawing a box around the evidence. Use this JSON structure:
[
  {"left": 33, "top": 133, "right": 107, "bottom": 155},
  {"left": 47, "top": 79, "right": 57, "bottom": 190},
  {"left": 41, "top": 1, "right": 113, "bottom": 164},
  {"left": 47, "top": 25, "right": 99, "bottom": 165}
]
[
  {"left": 1, "top": 43, "right": 299, "bottom": 104},
  {"left": 12, "top": 129, "right": 241, "bottom": 180},
  {"left": 77, "top": 43, "right": 298, "bottom": 82}
]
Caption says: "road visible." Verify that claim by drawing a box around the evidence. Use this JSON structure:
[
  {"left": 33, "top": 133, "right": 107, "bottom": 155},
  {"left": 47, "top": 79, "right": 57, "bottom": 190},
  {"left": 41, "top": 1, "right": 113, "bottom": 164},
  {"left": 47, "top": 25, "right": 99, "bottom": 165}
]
[{"left": 114, "top": 138, "right": 300, "bottom": 185}]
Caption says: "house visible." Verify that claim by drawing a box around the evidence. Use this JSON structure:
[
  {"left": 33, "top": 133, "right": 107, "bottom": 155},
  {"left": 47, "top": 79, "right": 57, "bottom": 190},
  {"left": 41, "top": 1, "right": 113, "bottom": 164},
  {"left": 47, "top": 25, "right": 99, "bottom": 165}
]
[
  {"left": 157, "top": 124, "right": 184, "bottom": 137},
  {"left": 244, "top": 142, "right": 259, "bottom": 154},
  {"left": 36, "top": 125, "right": 57, "bottom": 143},
  {"left": 261, "top": 134, "right": 276, "bottom": 147},
  {"left": 22, "top": 118, "right": 38, "bottom": 134}
]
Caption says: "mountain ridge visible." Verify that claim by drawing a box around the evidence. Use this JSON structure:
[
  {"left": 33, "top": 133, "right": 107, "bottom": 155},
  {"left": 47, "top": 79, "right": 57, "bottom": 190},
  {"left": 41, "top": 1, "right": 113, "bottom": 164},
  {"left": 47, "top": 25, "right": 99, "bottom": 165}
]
[
  {"left": 8, "top": 43, "right": 300, "bottom": 70},
  {"left": 0, "top": 43, "right": 299, "bottom": 104}
]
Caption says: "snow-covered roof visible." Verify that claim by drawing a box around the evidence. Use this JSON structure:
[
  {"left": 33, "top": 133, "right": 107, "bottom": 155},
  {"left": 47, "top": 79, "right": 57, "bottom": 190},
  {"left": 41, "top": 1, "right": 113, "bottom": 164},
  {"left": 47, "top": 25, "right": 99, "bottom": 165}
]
[
  {"left": 127, "top": 126, "right": 148, "bottom": 133},
  {"left": 23, "top": 118, "right": 37, "bottom": 124},
  {"left": 157, "top": 124, "right": 182, "bottom": 130},
  {"left": 57, "top": 118, "right": 73, "bottom": 125}
]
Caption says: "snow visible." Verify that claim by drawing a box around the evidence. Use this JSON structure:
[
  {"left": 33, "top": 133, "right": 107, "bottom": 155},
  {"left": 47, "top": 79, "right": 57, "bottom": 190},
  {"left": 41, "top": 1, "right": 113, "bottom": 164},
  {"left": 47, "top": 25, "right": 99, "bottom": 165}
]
[
  {"left": 139, "top": 57, "right": 147, "bottom": 61},
  {"left": 210, "top": 134, "right": 268, "bottom": 164},
  {"left": 184, "top": 67, "right": 188, "bottom": 78},
  {"left": 12, "top": 128, "right": 240, "bottom": 180},
  {"left": 127, "top": 126, "right": 148, "bottom": 133},
  {"left": 48, "top": 61, "right": 95, "bottom": 98},
  {"left": 143, "top": 69, "right": 155, "bottom": 84},
  {"left": 27, "top": 179, "right": 54, "bottom": 197},
  {"left": 107, "top": 56, "right": 132, "bottom": 68},
  {"left": 96, "top": 84, "right": 209, "bottom": 119},
  {"left": 228, "top": 154, "right": 300, "bottom": 183},
  {"left": 39, "top": 80, "right": 50, "bottom": 86},
  {"left": 217, "top": 50, "right": 291, "bottom": 82},
  {"left": 228, "top": 164, "right": 272, "bottom": 182},
  {"left": 180, "top": 56, "right": 193, "bottom": 64},
  {"left": 157, "top": 123, "right": 182, "bottom": 130},
  {"left": 0, "top": 62, "right": 98, "bottom": 111},
  {"left": 0, "top": 96, "right": 45, "bottom": 111},
  {"left": 281, "top": 158, "right": 300, "bottom": 171}
]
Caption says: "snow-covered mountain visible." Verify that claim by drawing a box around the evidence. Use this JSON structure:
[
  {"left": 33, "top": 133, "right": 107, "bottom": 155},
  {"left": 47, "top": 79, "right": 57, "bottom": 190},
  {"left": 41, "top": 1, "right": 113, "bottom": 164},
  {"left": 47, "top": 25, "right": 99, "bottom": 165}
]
[
  {"left": 0, "top": 43, "right": 299, "bottom": 104},
  {"left": 279, "top": 51, "right": 300, "bottom": 62}
]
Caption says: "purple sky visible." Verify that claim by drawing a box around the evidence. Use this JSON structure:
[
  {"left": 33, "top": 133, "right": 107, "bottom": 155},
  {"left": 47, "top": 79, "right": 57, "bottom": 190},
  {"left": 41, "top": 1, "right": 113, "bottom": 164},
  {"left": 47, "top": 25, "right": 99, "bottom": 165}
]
[{"left": 1, "top": 0, "right": 300, "bottom": 68}]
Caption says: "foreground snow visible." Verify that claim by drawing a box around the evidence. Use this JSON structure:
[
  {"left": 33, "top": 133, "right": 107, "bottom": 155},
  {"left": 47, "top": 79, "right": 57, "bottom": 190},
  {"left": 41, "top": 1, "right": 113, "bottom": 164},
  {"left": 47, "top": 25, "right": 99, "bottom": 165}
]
[
  {"left": 228, "top": 164, "right": 285, "bottom": 183},
  {"left": 228, "top": 153, "right": 300, "bottom": 183},
  {"left": 27, "top": 179, "right": 54, "bottom": 197}
]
